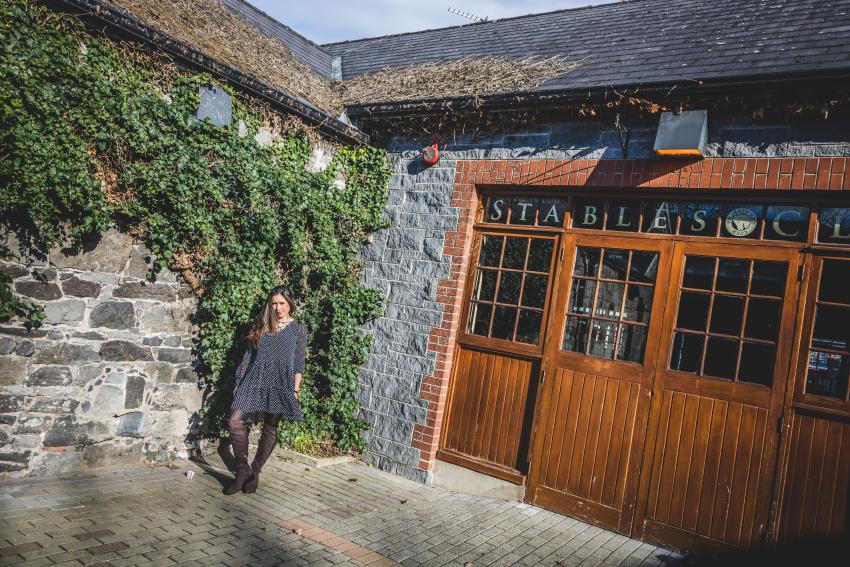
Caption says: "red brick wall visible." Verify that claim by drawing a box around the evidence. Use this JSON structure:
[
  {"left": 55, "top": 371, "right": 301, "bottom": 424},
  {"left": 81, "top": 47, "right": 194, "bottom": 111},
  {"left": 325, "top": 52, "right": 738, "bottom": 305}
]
[{"left": 412, "top": 156, "right": 850, "bottom": 476}]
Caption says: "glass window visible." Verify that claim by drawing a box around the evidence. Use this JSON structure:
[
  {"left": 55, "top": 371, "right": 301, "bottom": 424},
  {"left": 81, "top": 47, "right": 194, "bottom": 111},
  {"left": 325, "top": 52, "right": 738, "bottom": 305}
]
[
  {"left": 509, "top": 197, "right": 538, "bottom": 226},
  {"left": 720, "top": 204, "right": 763, "bottom": 239},
  {"left": 679, "top": 203, "right": 720, "bottom": 237},
  {"left": 562, "top": 247, "right": 658, "bottom": 364},
  {"left": 572, "top": 199, "right": 605, "bottom": 230},
  {"left": 643, "top": 202, "right": 678, "bottom": 234},
  {"left": 669, "top": 255, "right": 787, "bottom": 387},
  {"left": 764, "top": 206, "right": 809, "bottom": 242},
  {"left": 804, "top": 259, "right": 850, "bottom": 401},
  {"left": 818, "top": 208, "right": 850, "bottom": 244},
  {"left": 605, "top": 201, "right": 641, "bottom": 232},
  {"left": 482, "top": 196, "right": 567, "bottom": 228},
  {"left": 467, "top": 233, "right": 555, "bottom": 345}
]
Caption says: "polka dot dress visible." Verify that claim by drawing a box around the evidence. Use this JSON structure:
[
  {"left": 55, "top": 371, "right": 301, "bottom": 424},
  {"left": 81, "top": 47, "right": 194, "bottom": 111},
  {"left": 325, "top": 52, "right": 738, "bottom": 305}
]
[{"left": 231, "top": 321, "right": 306, "bottom": 420}]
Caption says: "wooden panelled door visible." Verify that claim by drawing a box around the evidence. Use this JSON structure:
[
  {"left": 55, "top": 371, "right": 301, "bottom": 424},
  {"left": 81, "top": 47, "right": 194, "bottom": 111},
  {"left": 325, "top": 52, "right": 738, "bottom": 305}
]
[
  {"left": 439, "top": 229, "right": 559, "bottom": 483},
  {"left": 634, "top": 242, "right": 801, "bottom": 550},
  {"left": 527, "top": 235, "right": 673, "bottom": 534},
  {"left": 776, "top": 252, "right": 850, "bottom": 541}
]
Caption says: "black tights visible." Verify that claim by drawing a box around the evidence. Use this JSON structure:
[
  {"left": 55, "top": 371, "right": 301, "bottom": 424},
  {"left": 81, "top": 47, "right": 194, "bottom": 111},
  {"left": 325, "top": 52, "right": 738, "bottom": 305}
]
[{"left": 228, "top": 410, "right": 282, "bottom": 472}]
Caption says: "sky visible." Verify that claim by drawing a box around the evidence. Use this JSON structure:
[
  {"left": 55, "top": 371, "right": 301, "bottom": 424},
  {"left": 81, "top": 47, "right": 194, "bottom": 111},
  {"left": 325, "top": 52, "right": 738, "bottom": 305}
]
[{"left": 246, "top": 1, "right": 618, "bottom": 44}]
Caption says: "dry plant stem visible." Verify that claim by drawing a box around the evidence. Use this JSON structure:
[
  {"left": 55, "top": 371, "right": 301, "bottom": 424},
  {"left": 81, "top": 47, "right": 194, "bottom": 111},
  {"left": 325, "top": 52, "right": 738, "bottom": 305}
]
[
  {"left": 108, "top": 0, "right": 340, "bottom": 114},
  {"left": 336, "top": 56, "right": 582, "bottom": 106}
]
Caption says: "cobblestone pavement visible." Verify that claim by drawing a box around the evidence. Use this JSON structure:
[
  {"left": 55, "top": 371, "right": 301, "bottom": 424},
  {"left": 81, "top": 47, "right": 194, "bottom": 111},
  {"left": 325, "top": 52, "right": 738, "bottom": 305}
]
[{"left": 0, "top": 451, "right": 683, "bottom": 567}]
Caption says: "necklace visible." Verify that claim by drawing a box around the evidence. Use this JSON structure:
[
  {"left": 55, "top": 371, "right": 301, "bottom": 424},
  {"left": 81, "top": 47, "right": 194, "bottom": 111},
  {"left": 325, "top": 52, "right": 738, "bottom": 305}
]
[{"left": 276, "top": 318, "right": 293, "bottom": 331}]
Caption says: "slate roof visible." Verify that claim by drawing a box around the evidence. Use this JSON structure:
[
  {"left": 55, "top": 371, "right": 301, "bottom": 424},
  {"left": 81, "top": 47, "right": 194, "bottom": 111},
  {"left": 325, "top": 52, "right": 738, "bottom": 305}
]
[{"left": 323, "top": 0, "right": 850, "bottom": 93}]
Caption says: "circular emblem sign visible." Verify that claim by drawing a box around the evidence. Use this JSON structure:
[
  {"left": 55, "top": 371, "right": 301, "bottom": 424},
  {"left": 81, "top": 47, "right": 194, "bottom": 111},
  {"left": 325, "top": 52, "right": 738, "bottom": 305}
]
[{"left": 725, "top": 207, "right": 758, "bottom": 237}]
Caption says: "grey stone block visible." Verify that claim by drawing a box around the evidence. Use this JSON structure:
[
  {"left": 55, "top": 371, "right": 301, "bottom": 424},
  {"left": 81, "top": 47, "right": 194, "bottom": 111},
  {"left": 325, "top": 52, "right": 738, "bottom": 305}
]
[
  {"left": 14, "top": 415, "right": 51, "bottom": 434},
  {"left": 14, "top": 280, "right": 62, "bottom": 300},
  {"left": 15, "top": 340, "right": 34, "bottom": 357},
  {"left": 175, "top": 367, "right": 198, "bottom": 383},
  {"left": 0, "top": 336, "right": 16, "bottom": 355},
  {"left": 197, "top": 86, "right": 232, "bottom": 127},
  {"left": 0, "top": 262, "right": 28, "bottom": 279},
  {"left": 83, "top": 438, "right": 142, "bottom": 467},
  {"left": 113, "top": 282, "right": 178, "bottom": 302},
  {"left": 61, "top": 276, "right": 102, "bottom": 298},
  {"left": 117, "top": 412, "right": 146, "bottom": 437},
  {"left": 92, "top": 384, "right": 125, "bottom": 414},
  {"left": 73, "top": 331, "right": 107, "bottom": 341},
  {"left": 144, "top": 362, "right": 174, "bottom": 384},
  {"left": 0, "top": 394, "right": 27, "bottom": 413},
  {"left": 100, "top": 340, "right": 153, "bottom": 361},
  {"left": 143, "top": 336, "right": 163, "bottom": 346},
  {"left": 49, "top": 228, "right": 133, "bottom": 273},
  {"left": 29, "top": 451, "right": 83, "bottom": 475},
  {"left": 33, "top": 343, "right": 100, "bottom": 365},
  {"left": 43, "top": 416, "right": 110, "bottom": 446},
  {"left": 90, "top": 301, "right": 136, "bottom": 329},
  {"left": 0, "top": 356, "right": 27, "bottom": 386},
  {"left": 125, "top": 374, "right": 146, "bottom": 408},
  {"left": 43, "top": 299, "right": 86, "bottom": 325},
  {"left": 26, "top": 366, "right": 72, "bottom": 387},
  {"left": 157, "top": 348, "right": 192, "bottom": 364},
  {"left": 29, "top": 397, "right": 78, "bottom": 414}
]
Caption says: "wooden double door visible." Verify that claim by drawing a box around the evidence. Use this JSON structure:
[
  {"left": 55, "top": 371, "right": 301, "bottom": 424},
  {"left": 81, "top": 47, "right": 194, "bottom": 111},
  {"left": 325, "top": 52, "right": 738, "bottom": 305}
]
[{"left": 441, "top": 224, "right": 846, "bottom": 550}]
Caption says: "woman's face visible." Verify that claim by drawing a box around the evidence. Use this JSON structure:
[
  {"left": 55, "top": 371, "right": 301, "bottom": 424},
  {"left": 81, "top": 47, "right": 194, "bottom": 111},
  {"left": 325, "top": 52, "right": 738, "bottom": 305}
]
[{"left": 271, "top": 294, "right": 291, "bottom": 320}]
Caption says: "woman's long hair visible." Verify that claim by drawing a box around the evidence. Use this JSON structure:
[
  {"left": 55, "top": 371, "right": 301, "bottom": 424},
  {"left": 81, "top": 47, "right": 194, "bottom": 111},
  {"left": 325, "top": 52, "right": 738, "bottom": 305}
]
[{"left": 247, "top": 286, "right": 297, "bottom": 349}]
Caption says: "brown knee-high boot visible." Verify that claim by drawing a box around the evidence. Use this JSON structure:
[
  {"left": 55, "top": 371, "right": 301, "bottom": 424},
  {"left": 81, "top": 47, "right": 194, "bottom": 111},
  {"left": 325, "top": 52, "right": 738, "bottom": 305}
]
[
  {"left": 243, "top": 414, "right": 280, "bottom": 494},
  {"left": 224, "top": 411, "right": 252, "bottom": 495}
]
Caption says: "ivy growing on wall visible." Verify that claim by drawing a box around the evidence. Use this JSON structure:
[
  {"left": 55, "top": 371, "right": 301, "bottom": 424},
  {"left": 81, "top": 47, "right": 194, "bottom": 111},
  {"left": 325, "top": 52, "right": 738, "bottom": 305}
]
[{"left": 0, "top": 0, "right": 390, "bottom": 452}]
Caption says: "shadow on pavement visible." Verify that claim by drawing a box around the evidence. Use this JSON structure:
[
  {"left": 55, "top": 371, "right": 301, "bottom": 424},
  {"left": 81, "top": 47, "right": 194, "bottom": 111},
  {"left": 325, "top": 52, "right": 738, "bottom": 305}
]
[{"left": 681, "top": 536, "right": 849, "bottom": 566}]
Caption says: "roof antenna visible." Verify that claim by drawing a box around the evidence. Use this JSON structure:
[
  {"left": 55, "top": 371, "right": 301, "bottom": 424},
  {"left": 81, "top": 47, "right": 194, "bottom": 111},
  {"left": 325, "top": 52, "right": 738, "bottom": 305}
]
[{"left": 447, "top": 7, "right": 488, "bottom": 22}]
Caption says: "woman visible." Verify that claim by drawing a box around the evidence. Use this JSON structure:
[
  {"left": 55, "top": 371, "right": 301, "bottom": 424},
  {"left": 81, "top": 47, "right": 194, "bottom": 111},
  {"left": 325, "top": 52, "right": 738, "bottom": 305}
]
[{"left": 225, "top": 286, "right": 307, "bottom": 495}]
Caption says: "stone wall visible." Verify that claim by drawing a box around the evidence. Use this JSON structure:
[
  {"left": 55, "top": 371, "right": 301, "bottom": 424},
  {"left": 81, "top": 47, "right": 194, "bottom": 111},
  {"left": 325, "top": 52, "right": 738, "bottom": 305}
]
[
  {"left": 357, "top": 114, "right": 850, "bottom": 484},
  {"left": 0, "top": 228, "right": 200, "bottom": 477}
]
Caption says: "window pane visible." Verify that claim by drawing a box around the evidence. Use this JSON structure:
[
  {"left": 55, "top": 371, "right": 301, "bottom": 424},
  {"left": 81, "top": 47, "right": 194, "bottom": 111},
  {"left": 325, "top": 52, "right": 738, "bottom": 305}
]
[
  {"left": 491, "top": 306, "right": 517, "bottom": 341},
  {"left": 643, "top": 201, "right": 678, "bottom": 234},
  {"left": 563, "top": 317, "right": 589, "bottom": 353},
  {"left": 806, "top": 351, "right": 848, "bottom": 399},
  {"left": 485, "top": 197, "right": 508, "bottom": 224},
  {"left": 739, "top": 342, "right": 775, "bottom": 387},
  {"left": 704, "top": 337, "right": 739, "bottom": 380},
  {"left": 710, "top": 295, "right": 745, "bottom": 336},
  {"left": 467, "top": 303, "right": 492, "bottom": 336},
  {"left": 751, "top": 261, "right": 787, "bottom": 297},
  {"left": 509, "top": 197, "right": 538, "bottom": 225},
  {"left": 624, "top": 284, "right": 653, "bottom": 323},
  {"left": 618, "top": 324, "right": 647, "bottom": 363},
  {"left": 573, "top": 199, "right": 605, "bottom": 230},
  {"left": 630, "top": 252, "right": 659, "bottom": 283},
  {"left": 671, "top": 332, "right": 704, "bottom": 373},
  {"left": 677, "top": 292, "right": 710, "bottom": 331},
  {"left": 589, "top": 320, "right": 618, "bottom": 359},
  {"left": 605, "top": 201, "right": 641, "bottom": 232},
  {"left": 683, "top": 256, "right": 715, "bottom": 290},
  {"left": 764, "top": 206, "right": 808, "bottom": 242},
  {"left": 473, "top": 269, "right": 498, "bottom": 302},
  {"left": 721, "top": 204, "right": 762, "bottom": 239},
  {"left": 745, "top": 299, "right": 782, "bottom": 342},
  {"left": 569, "top": 279, "right": 595, "bottom": 315},
  {"left": 819, "top": 260, "right": 850, "bottom": 305},
  {"left": 680, "top": 203, "right": 719, "bottom": 236},
  {"left": 502, "top": 237, "right": 528, "bottom": 270},
  {"left": 574, "top": 247, "right": 600, "bottom": 277},
  {"left": 516, "top": 310, "right": 543, "bottom": 345},
  {"left": 521, "top": 274, "right": 548, "bottom": 309},
  {"left": 497, "top": 271, "right": 522, "bottom": 305},
  {"left": 818, "top": 207, "right": 850, "bottom": 244},
  {"left": 812, "top": 305, "right": 850, "bottom": 351},
  {"left": 716, "top": 258, "right": 750, "bottom": 293},
  {"left": 479, "top": 235, "right": 503, "bottom": 267},
  {"left": 527, "top": 239, "right": 555, "bottom": 272},
  {"left": 601, "top": 249, "right": 629, "bottom": 280},
  {"left": 595, "top": 282, "right": 625, "bottom": 319},
  {"left": 538, "top": 199, "right": 566, "bottom": 227}
]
